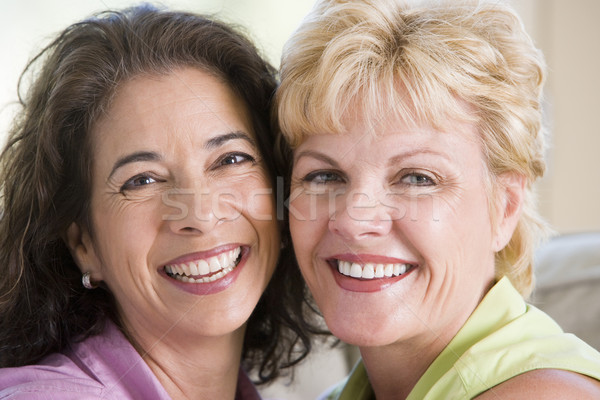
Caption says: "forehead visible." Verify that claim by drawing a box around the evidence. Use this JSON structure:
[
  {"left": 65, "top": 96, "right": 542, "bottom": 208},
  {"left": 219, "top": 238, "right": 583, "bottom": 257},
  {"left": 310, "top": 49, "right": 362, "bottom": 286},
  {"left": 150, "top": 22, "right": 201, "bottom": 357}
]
[
  {"left": 295, "top": 97, "right": 481, "bottom": 150},
  {"left": 91, "top": 68, "right": 253, "bottom": 150},
  {"left": 102, "top": 69, "right": 248, "bottom": 125}
]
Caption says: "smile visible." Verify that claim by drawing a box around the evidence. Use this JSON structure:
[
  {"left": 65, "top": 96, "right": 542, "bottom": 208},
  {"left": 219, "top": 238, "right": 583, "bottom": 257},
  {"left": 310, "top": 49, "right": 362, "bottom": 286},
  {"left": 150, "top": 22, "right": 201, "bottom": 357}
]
[
  {"left": 164, "top": 247, "right": 242, "bottom": 283},
  {"left": 333, "top": 259, "right": 416, "bottom": 279}
]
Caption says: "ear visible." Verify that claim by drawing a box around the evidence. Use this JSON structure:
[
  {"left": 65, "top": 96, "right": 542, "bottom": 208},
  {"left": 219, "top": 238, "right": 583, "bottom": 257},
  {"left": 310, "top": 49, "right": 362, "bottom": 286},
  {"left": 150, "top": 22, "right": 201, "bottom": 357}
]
[
  {"left": 66, "top": 222, "right": 102, "bottom": 281},
  {"left": 493, "top": 172, "right": 526, "bottom": 252}
]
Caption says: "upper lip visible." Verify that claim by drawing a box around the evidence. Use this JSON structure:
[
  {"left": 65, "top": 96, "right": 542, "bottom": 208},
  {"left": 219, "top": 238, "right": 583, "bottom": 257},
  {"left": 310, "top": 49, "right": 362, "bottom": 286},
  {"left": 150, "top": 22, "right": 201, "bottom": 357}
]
[
  {"left": 327, "top": 253, "right": 418, "bottom": 266},
  {"left": 161, "top": 244, "right": 243, "bottom": 267}
]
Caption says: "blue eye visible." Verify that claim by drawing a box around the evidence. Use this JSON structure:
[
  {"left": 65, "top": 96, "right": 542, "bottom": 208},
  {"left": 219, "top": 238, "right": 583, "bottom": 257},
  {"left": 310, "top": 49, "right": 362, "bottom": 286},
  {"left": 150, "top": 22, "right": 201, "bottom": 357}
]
[
  {"left": 401, "top": 173, "right": 435, "bottom": 186},
  {"left": 303, "top": 171, "right": 344, "bottom": 184}
]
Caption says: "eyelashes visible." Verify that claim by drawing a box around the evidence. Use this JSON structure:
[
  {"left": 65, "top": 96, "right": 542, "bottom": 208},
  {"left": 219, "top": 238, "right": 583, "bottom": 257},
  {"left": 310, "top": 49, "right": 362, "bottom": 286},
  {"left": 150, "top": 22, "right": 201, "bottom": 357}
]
[
  {"left": 302, "top": 170, "right": 345, "bottom": 185},
  {"left": 397, "top": 171, "right": 436, "bottom": 187},
  {"left": 300, "top": 169, "right": 438, "bottom": 188},
  {"left": 211, "top": 152, "right": 256, "bottom": 169},
  {"left": 119, "top": 151, "right": 257, "bottom": 193},
  {"left": 120, "top": 173, "right": 162, "bottom": 192}
]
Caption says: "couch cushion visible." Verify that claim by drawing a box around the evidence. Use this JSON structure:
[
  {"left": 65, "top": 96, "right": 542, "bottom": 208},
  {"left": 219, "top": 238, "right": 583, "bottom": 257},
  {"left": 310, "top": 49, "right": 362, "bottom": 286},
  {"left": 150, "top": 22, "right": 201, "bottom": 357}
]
[{"left": 531, "top": 232, "right": 600, "bottom": 350}]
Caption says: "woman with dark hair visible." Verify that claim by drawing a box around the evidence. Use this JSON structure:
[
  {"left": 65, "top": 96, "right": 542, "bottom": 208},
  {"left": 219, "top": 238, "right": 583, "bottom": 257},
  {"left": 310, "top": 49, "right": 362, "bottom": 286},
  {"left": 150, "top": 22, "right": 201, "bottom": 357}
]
[{"left": 0, "top": 4, "right": 314, "bottom": 399}]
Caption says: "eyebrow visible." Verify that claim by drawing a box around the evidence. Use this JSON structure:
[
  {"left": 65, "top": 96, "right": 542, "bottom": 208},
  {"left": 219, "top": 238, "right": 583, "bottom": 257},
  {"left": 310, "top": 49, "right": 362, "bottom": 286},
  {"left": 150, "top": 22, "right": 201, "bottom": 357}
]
[
  {"left": 109, "top": 151, "right": 161, "bottom": 179},
  {"left": 204, "top": 131, "right": 256, "bottom": 150},
  {"left": 294, "top": 148, "right": 451, "bottom": 167},
  {"left": 108, "top": 131, "right": 256, "bottom": 179},
  {"left": 294, "top": 150, "right": 341, "bottom": 168},
  {"left": 387, "top": 149, "right": 452, "bottom": 166}
]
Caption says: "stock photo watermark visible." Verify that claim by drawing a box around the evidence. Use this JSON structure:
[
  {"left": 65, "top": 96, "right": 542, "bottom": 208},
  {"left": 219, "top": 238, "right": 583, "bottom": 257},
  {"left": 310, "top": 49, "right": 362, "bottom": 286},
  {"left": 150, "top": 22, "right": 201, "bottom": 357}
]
[{"left": 161, "top": 177, "right": 441, "bottom": 223}]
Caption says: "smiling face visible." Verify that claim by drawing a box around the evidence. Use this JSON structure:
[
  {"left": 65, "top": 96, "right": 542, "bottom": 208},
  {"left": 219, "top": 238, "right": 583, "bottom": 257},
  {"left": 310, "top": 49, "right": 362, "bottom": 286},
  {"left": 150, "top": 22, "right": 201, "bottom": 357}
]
[
  {"left": 289, "top": 109, "right": 502, "bottom": 348},
  {"left": 69, "top": 68, "right": 279, "bottom": 346}
]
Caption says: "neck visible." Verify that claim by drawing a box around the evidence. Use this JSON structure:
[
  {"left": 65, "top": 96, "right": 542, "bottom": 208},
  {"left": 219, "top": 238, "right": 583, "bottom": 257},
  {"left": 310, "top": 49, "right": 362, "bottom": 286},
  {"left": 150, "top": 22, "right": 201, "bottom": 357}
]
[
  {"left": 359, "top": 328, "right": 454, "bottom": 400},
  {"left": 359, "top": 277, "right": 496, "bottom": 399},
  {"left": 136, "top": 325, "right": 247, "bottom": 400}
]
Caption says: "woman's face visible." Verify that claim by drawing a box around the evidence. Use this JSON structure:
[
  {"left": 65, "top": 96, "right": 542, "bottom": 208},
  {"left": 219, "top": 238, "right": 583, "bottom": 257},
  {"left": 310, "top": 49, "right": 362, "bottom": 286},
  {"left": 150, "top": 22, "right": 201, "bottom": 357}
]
[
  {"left": 73, "top": 68, "right": 279, "bottom": 345},
  {"left": 289, "top": 109, "right": 500, "bottom": 348}
]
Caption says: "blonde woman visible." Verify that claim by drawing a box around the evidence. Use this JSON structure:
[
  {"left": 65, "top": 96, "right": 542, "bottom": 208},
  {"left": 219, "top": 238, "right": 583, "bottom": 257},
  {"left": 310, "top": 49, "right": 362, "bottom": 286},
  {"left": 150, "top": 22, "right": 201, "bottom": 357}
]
[{"left": 276, "top": 0, "right": 600, "bottom": 398}]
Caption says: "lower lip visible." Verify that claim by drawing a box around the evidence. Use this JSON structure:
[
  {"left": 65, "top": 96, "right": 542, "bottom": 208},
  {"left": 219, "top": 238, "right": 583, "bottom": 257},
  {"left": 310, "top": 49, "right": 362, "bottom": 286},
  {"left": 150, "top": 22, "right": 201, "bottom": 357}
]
[
  {"left": 159, "top": 247, "right": 248, "bottom": 295},
  {"left": 329, "top": 263, "right": 415, "bottom": 293}
]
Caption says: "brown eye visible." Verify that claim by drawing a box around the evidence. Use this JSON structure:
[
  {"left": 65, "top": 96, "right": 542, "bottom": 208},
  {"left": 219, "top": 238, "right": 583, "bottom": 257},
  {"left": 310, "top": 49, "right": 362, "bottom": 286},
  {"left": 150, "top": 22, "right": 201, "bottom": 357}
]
[
  {"left": 120, "top": 174, "right": 158, "bottom": 192},
  {"left": 215, "top": 152, "right": 255, "bottom": 168}
]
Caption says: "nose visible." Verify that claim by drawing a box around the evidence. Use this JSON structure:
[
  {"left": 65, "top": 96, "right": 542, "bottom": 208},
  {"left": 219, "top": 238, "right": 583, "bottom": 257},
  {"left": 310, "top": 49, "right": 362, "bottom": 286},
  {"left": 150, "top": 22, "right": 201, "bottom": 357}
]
[
  {"left": 162, "top": 188, "right": 224, "bottom": 235},
  {"left": 328, "top": 190, "right": 393, "bottom": 242}
]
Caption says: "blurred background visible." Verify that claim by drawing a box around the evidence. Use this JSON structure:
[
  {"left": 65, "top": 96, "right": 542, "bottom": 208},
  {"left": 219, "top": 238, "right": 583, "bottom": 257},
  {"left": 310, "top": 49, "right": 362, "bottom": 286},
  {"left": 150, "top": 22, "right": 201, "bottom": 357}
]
[
  {"left": 1, "top": 0, "right": 598, "bottom": 234},
  {"left": 1, "top": 0, "right": 598, "bottom": 399}
]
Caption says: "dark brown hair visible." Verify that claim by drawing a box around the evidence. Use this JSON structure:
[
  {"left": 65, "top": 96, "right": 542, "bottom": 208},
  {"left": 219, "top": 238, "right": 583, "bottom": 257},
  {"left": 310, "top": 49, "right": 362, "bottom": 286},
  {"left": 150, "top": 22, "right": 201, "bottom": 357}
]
[{"left": 0, "top": 3, "right": 320, "bottom": 383}]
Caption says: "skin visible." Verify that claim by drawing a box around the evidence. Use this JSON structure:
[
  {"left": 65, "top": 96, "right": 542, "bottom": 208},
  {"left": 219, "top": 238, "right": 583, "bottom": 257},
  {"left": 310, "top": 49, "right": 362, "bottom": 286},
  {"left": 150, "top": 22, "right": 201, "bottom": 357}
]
[
  {"left": 475, "top": 369, "right": 600, "bottom": 399},
  {"left": 289, "top": 107, "right": 526, "bottom": 398},
  {"left": 67, "top": 67, "right": 279, "bottom": 400}
]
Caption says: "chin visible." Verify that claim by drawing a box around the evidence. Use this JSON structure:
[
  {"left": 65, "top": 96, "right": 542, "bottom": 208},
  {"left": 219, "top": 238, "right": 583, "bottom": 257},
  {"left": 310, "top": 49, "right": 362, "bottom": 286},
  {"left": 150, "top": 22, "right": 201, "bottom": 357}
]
[
  {"left": 331, "top": 327, "right": 399, "bottom": 348},
  {"left": 324, "top": 310, "right": 402, "bottom": 348},
  {"left": 186, "top": 310, "right": 250, "bottom": 338}
]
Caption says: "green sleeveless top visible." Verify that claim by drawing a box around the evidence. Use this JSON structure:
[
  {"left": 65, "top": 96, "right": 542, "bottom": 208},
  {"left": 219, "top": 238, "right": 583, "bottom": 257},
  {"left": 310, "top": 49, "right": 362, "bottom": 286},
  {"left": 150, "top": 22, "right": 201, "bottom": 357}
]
[{"left": 327, "top": 277, "right": 600, "bottom": 399}]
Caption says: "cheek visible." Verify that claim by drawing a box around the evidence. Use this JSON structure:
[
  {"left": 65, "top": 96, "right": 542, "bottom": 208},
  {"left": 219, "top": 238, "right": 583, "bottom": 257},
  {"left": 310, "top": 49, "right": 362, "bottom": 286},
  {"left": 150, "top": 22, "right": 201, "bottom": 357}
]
[
  {"left": 403, "top": 190, "right": 494, "bottom": 263},
  {"left": 246, "top": 189, "right": 277, "bottom": 224},
  {"left": 289, "top": 222, "right": 319, "bottom": 286},
  {"left": 288, "top": 193, "right": 329, "bottom": 261},
  {"left": 236, "top": 175, "right": 280, "bottom": 269},
  {"left": 90, "top": 193, "right": 163, "bottom": 264},
  {"left": 217, "top": 172, "right": 276, "bottom": 220},
  {"left": 289, "top": 215, "right": 309, "bottom": 262}
]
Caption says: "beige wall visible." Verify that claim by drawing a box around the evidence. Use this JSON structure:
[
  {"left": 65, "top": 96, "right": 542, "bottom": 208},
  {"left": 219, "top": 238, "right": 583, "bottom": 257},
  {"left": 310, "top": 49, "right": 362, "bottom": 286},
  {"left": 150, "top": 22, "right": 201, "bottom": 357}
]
[
  {"left": 2, "top": 1, "right": 598, "bottom": 234},
  {"left": 514, "top": 0, "right": 600, "bottom": 233}
]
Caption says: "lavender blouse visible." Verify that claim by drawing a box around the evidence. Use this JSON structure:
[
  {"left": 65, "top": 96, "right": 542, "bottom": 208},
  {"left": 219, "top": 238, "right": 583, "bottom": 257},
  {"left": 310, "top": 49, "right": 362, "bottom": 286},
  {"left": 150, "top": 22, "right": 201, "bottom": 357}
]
[{"left": 0, "top": 320, "right": 261, "bottom": 399}]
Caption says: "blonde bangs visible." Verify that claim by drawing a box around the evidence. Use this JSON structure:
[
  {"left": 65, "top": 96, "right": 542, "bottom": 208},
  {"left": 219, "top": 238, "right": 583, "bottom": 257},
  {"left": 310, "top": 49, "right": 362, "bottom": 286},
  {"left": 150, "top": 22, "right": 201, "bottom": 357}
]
[
  {"left": 277, "top": 1, "right": 474, "bottom": 146},
  {"left": 277, "top": 0, "right": 548, "bottom": 296}
]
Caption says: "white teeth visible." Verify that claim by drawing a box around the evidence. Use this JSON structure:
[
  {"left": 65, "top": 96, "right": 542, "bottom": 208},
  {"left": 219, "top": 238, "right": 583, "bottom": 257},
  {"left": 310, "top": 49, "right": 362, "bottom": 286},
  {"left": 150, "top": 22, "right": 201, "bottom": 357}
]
[
  {"left": 165, "top": 247, "right": 242, "bottom": 283},
  {"left": 374, "top": 264, "right": 384, "bottom": 278},
  {"left": 350, "top": 263, "right": 362, "bottom": 278},
  {"left": 394, "top": 264, "right": 408, "bottom": 275},
  {"left": 209, "top": 257, "right": 221, "bottom": 273},
  {"left": 384, "top": 264, "right": 394, "bottom": 277},
  {"left": 198, "top": 259, "right": 210, "bottom": 275},
  {"left": 340, "top": 261, "right": 351, "bottom": 275},
  {"left": 189, "top": 262, "right": 199, "bottom": 275},
  {"left": 219, "top": 253, "right": 228, "bottom": 268},
  {"left": 362, "top": 264, "right": 375, "bottom": 279},
  {"left": 336, "top": 260, "right": 412, "bottom": 279}
]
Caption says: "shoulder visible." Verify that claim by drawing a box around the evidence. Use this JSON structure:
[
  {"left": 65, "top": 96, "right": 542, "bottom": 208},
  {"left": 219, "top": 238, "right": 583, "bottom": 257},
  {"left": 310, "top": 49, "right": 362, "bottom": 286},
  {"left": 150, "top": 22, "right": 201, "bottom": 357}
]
[
  {"left": 0, "top": 385, "right": 104, "bottom": 400},
  {"left": 475, "top": 369, "right": 600, "bottom": 399},
  {"left": 0, "top": 351, "right": 104, "bottom": 399},
  {"left": 0, "top": 365, "right": 104, "bottom": 399},
  {"left": 0, "top": 328, "right": 115, "bottom": 399}
]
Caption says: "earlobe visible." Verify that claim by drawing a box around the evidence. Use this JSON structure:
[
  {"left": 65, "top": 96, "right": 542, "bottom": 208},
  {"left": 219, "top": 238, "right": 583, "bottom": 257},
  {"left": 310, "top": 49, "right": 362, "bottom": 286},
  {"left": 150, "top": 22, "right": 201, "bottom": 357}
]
[
  {"left": 493, "top": 172, "right": 526, "bottom": 252},
  {"left": 65, "top": 222, "right": 101, "bottom": 279}
]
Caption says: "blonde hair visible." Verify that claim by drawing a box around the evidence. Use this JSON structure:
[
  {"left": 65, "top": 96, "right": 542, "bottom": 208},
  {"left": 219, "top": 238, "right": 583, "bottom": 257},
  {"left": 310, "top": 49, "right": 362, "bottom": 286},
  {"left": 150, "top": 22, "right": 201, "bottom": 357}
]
[{"left": 276, "top": 0, "right": 548, "bottom": 297}]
